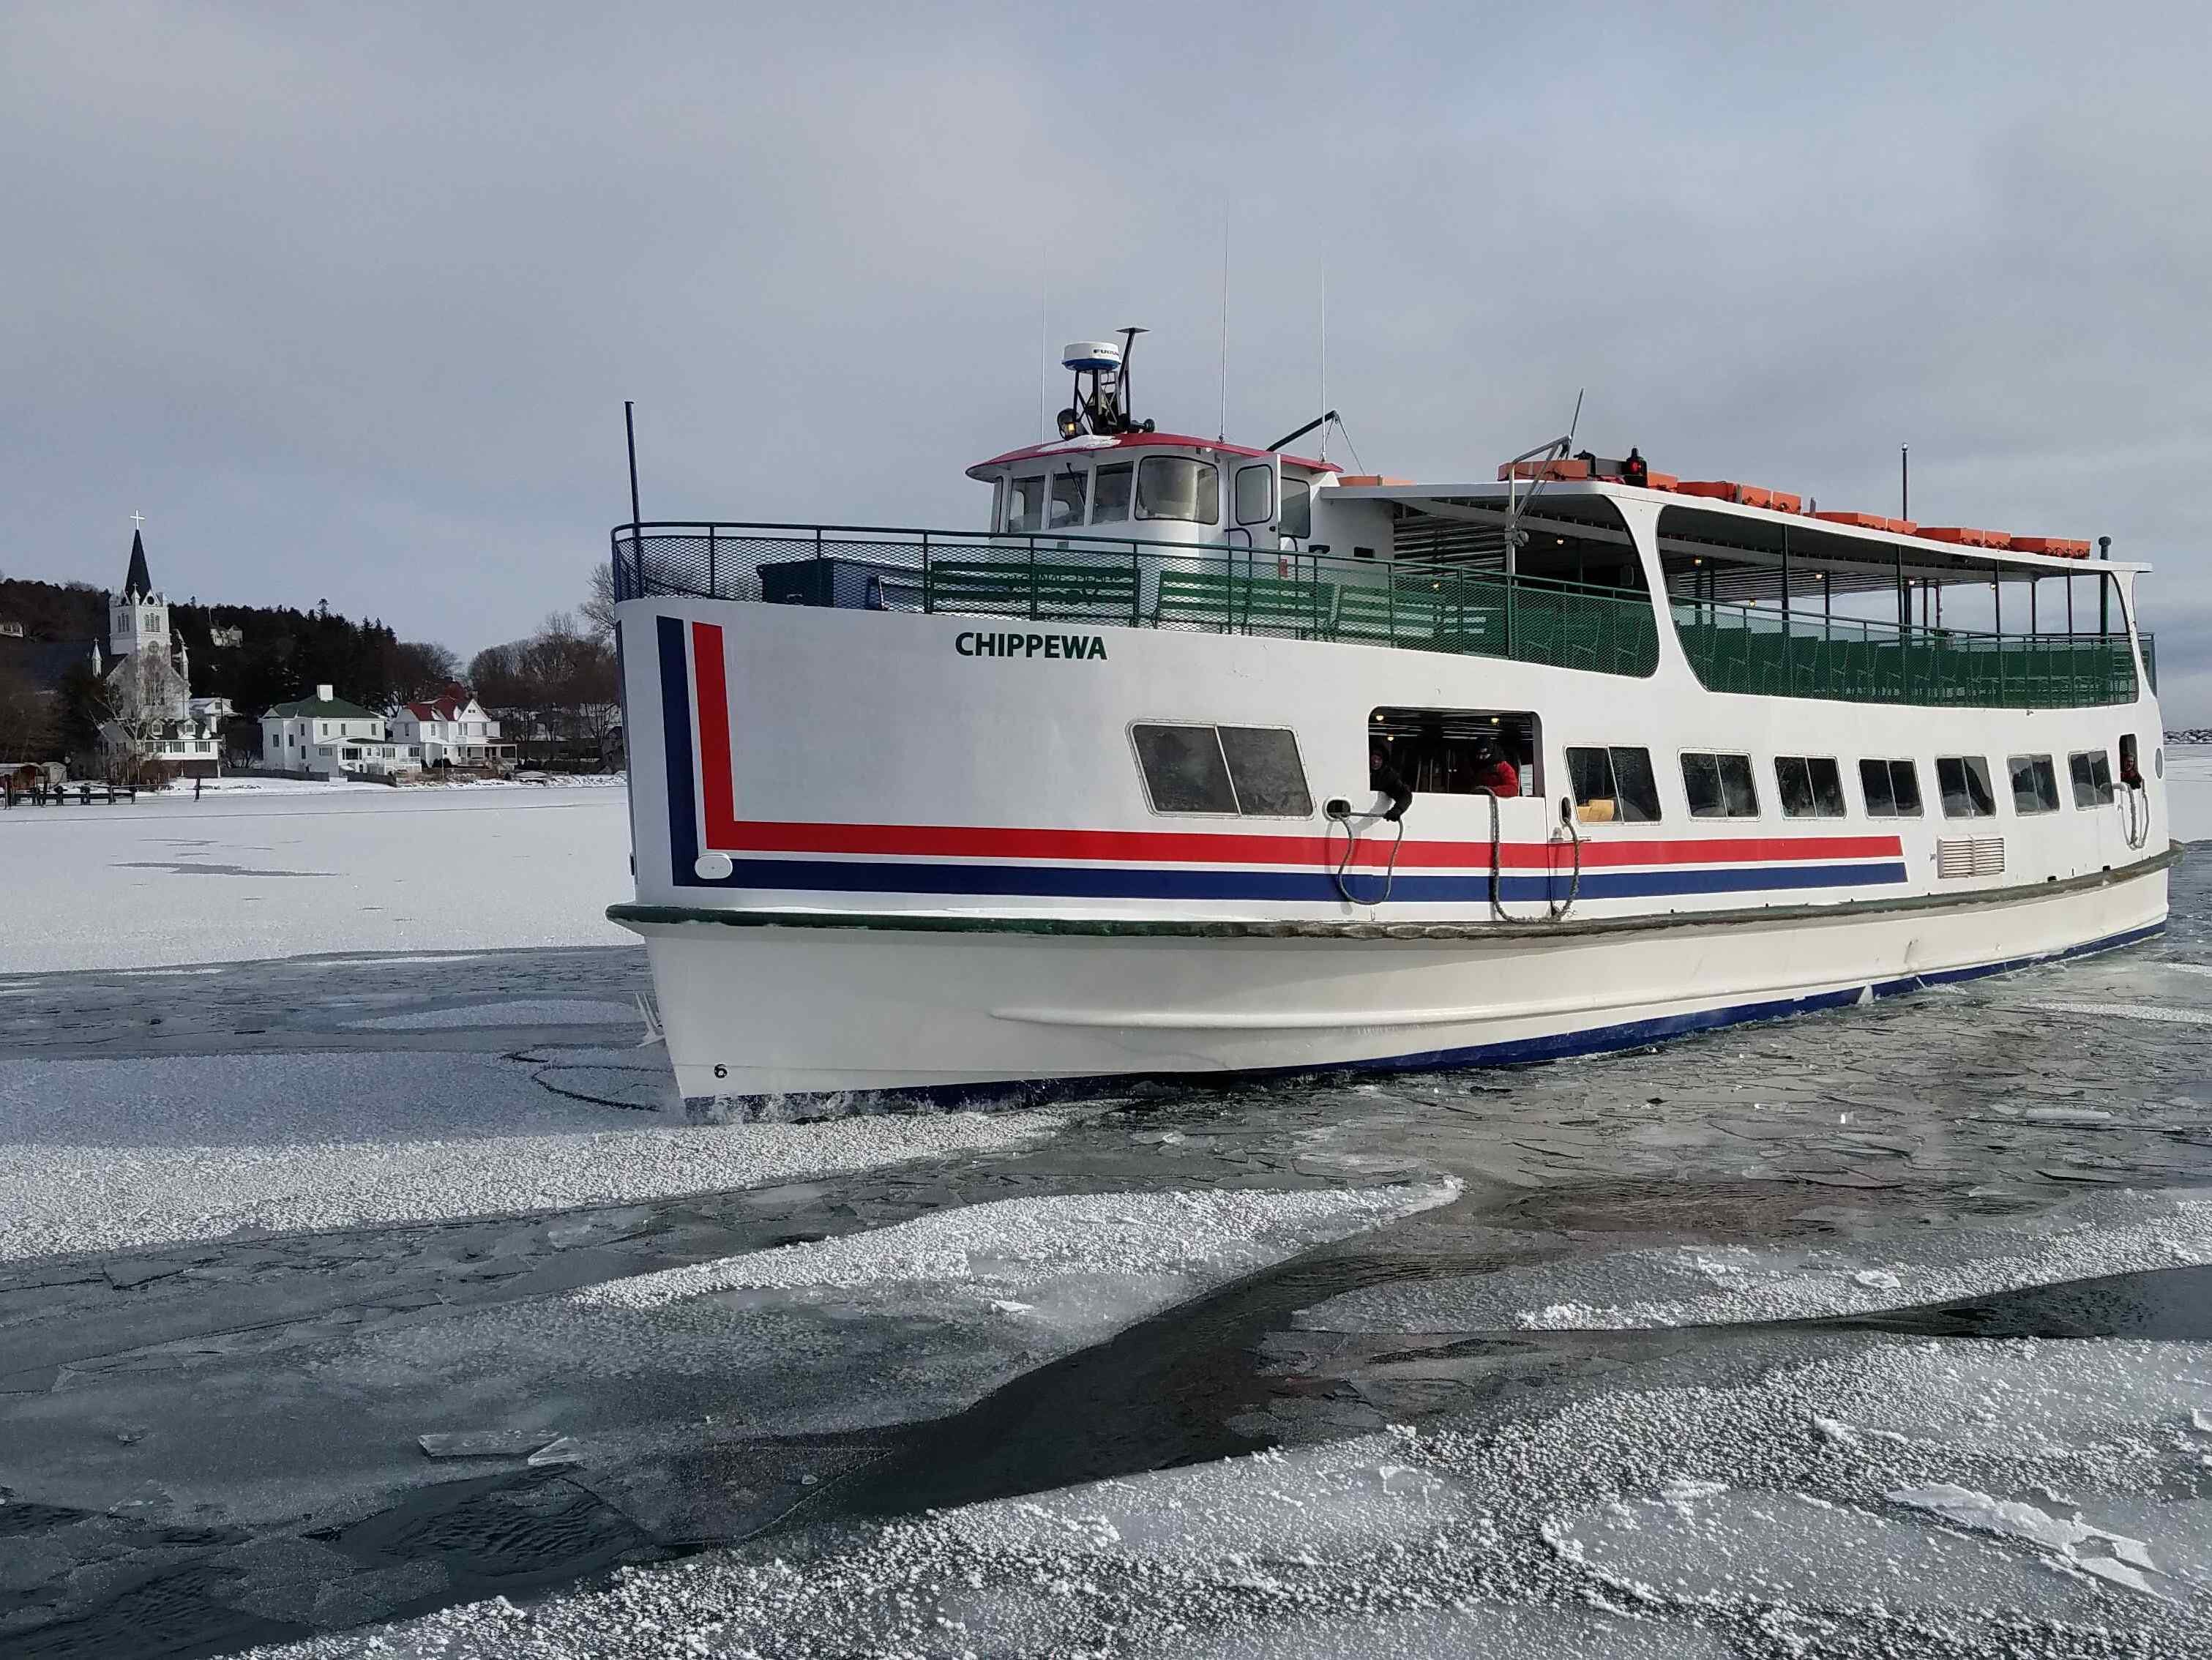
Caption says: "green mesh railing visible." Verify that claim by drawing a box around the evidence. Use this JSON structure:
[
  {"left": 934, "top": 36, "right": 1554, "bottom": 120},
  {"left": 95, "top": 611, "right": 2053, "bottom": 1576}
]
[
  {"left": 1673, "top": 599, "right": 2142, "bottom": 708},
  {"left": 611, "top": 523, "right": 1660, "bottom": 678}
]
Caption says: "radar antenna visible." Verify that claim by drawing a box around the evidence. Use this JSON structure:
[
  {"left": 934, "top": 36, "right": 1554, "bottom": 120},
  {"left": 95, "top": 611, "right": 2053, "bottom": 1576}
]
[{"left": 1055, "top": 326, "right": 1155, "bottom": 438}]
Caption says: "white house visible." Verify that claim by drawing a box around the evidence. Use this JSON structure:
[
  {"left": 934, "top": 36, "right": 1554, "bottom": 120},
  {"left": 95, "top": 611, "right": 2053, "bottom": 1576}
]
[
  {"left": 388, "top": 685, "right": 514, "bottom": 769},
  {"left": 260, "top": 684, "right": 420, "bottom": 778}
]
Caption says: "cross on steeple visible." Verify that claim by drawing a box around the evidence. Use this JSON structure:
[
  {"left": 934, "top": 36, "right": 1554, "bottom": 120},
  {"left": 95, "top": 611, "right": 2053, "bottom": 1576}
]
[{"left": 131, "top": 511, "right": 145, "bottom": 529}]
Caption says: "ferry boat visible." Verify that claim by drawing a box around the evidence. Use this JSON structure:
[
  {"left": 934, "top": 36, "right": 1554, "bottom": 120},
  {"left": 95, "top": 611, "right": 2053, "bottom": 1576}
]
[{"left": 608, "top": 332, "right": 2174, "bottom": 1109}]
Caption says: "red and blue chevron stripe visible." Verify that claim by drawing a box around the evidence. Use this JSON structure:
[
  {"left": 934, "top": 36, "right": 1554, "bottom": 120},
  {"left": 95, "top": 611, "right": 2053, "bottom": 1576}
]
[{"left": 657, "top": 616, "right": 1909, "bottom": 902}]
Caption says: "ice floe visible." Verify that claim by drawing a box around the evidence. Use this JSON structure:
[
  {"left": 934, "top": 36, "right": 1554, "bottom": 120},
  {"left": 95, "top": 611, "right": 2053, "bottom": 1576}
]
[{"left": 1303, "top": 1187, "right": 2212, "bottom": 1333}]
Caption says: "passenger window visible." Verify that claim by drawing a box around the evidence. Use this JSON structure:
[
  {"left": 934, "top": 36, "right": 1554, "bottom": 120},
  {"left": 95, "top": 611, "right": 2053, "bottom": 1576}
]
[
  {"left": 1091, "top": 463, "right": 1133, "bottom": 524},
  {"left": 1566, "top": 745, "right": 1662, "bottom": 823},
  {"left": 1217, "top": 726, "right": 1312, "bottom": 816},
  {"left": 1006, "top": 475, "right": 1045, "bottom": 532},
  {"left": 1682, "top": 752, "right": 1759, "bottom": 819},
  {"left": 1858, "top": 758, "right": 1922, "bottom": 818},
  {"left": 1937, "top": 755, "right": 1998, "bottom": 818},
  {"left": 1279, "top": 476, "right": 1312, "bottom": 540},
  {"left": 1776, "top": 756, "right": 1846, "bottom": 819},
  {"left": 2069, "top": 749, "right": 2114, "bottom": 807},
  {"left": 2008, "top": 755, "right": 2060, "bottom": 815},
  {"left": 1132, "top": 723, "right": 1312, "bottom": 818},
  {"left": 1135, "top": 456, "right": 1220, "bottom": 525},
  {"left": 1048, "top": 470, "right": 1087, "bottom": 529},
  {"left": 1371, "top": 709, "right": 1538, "bottom": 798},
  {"left": 1235, "top": 465, "right": 1274, "bottom": 527},
  {"left": 1132, "top": 725, "right": 1237, "bottom": 815}
]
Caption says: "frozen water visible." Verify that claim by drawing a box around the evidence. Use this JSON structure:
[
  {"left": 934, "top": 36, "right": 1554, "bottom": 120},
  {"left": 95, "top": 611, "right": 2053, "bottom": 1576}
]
[
  {"left": 1304, "top": 1188, "right": 2212, "bottom": 1333},
  {"left": 0, "top": 787, "right": 631, "bottom": 971},
  {"left": 0, "top": 1047, "right": 1072, "bottom": 1260},
  {"left": 578, "top": 1182, "right": 1462, "bottom": 1312},
  {"left": 344, "top": 998, "right": 642, "bottom": 1030}
]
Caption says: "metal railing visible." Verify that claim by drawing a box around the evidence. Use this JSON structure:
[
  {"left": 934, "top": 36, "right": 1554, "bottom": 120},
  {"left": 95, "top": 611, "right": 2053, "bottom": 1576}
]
[
  {"left": 1671, "top": 597, "right": 2145, "bottom": 709},
  {"left": 611, "top": 522, "right": 1662, "bottom": 678}
]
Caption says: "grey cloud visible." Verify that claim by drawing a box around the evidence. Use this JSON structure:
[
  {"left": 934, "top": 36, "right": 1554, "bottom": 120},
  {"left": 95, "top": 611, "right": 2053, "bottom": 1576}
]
[{"left": 1, "top": 2, "right": 2206, "bottom": 714}]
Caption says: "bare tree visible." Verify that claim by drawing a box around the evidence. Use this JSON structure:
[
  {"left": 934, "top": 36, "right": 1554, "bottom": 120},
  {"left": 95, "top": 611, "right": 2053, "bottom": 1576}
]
[
  {"left": 582, "top": 563, "right": 616, "bottom": 646},
  {"left": 97, "top": 647, "right": 187, "bottom": 776},
  {"left": 389, "top": 640, "right": 461, "bottom": 701}
]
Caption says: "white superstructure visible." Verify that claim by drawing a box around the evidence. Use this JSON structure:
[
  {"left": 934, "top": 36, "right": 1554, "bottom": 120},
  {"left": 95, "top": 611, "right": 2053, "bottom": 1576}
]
[{"left": 608, "top": 339, "right": 2171, "bottom": 1108}]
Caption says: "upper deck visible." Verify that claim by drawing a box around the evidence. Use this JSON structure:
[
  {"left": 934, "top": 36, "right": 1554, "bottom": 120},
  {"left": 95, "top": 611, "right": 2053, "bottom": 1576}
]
[{"left": 611, "top": 434, "right": 2154, "bottom": 712}]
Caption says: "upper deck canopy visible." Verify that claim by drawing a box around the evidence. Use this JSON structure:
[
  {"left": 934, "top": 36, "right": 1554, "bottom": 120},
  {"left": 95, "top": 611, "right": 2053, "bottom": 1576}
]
[{"left": 1326, "top": 479, "right": 2150, "bottom": 583}]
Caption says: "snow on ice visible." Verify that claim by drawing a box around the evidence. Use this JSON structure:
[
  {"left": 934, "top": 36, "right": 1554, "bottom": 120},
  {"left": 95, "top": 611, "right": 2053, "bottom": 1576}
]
[
  {"left": 0, "top": 1048, "right": 1073, "bottom": 1261},
  {"left": 1301, "top": 1187, "right": 2212, "bottom": 1333},
  {"left": 0, "top": 786, "right": 632, "bottom": 971},
  {"left": 244, "top": 1325, "right": 2212, "bottom": 1658}
]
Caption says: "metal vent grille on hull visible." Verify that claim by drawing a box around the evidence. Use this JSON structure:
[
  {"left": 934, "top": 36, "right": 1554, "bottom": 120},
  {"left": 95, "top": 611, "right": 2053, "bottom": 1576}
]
[{"left": 1936, "top": 837, "right": 2006, "bottom": 878}]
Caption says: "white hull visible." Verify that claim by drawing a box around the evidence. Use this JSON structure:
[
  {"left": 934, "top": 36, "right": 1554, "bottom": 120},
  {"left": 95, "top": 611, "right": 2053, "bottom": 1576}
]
[{"left": 628, "top": 856, "right": 2169, "bottom": 1102}]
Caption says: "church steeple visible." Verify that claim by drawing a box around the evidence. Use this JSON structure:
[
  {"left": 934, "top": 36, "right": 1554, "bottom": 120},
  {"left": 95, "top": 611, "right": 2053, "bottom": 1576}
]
[
  {"left": 124, "top": 527, "right": 153, "bottom": 599},
  {"left": 110, "top": 521, "right": 168, "bottom": 662}
]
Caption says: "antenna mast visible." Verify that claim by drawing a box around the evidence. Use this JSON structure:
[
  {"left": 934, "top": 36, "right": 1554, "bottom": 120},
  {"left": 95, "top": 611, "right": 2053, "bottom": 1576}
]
[{"left": 1217, "top": 227, "right": 1230, "bottom": 442}]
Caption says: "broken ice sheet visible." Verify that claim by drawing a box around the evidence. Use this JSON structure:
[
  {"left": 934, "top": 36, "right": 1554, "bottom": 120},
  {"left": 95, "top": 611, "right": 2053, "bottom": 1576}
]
[{"left": 417, "top": 1429, "right": 559, "bottom": 1459}]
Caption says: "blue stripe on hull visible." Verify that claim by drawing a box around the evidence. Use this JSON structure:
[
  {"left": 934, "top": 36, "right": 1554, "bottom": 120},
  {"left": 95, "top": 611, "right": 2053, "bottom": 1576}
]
[
  {"left": 657, "top": 616, "right": 700, "bottom": 877},
  {"left": 687, "top": 919, "right": 2165, "bottom": 1113},
  {"left": 687, "top": 856, "right": 1910, "bottom": 904}
]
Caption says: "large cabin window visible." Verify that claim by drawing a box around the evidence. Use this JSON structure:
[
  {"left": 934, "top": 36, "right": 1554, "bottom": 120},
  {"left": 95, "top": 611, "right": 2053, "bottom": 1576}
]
[
  {"left": 1136, "top": 456, "right": 1219, "bottom": 525},
  {"left": 2008, "top": 754, "right": 2060, "bottom": 815},
  {"left": 1937, "top": 755, "right": 1998, "bottom": 819},
  {"left": 1048, "top": 470, "right": 1087, "bottom": 529},
  {"left": 2069, "top": 749, "right": 2114, "bottom": 807},
  {"left": 1279, "top": 476, "right": 1312, "bottom": 539},
  {"left": 1130, "top": 722, "right": 1311, "bottom": 818},
  {"left": 1774, "top": 756, "right": 1847, "bottom": 819},
  {"left": 1858, "top": 758, "right": 1923, "bottom": 818},
  {"left": 1006, "top": 475, "right": 1046, "bottom": 533},
  {"left": 1681, "top": 752, "right": 1760, "bottom": 819},
  {"left": 1091, "top": 463, "right": 1133, "bottom": 524},
  {"left": 1566, "top": 745, "right": 1661, "bottom": 823},
  {"left": 1235, "top": 465, "right": 1274, "bottom": 527}
]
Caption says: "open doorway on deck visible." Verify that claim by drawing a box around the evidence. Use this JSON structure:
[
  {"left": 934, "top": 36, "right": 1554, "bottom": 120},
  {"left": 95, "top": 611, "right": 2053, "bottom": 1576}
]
[{"left": 1370, "top": 708, "right": 1541, "bottom": 799}]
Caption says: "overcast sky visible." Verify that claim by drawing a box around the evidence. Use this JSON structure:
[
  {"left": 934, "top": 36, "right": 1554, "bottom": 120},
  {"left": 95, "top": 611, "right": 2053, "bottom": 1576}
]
[{"left": 4, "top": 3, "right": 2208, "bottom": 711}]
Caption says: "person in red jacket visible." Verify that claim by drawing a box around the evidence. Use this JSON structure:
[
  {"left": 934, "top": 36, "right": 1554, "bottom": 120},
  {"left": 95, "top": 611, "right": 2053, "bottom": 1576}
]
[{"left": 1471, "top": 737, "right": 1519, "bottom": 796}]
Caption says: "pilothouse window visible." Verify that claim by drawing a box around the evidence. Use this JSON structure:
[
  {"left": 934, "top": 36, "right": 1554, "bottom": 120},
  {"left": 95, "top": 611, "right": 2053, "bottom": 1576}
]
[
  {"left": 1006, "top": 475, "right": 1045, "bottom": 533},
  {"left": 1091, "top": 463, "right": 1132, "bottom": 524},
  {"left": 1049, "top": 471, "right": 1087, "bottom": 529},
  {"left": 1279, "top": 476, "right": 1312, "bottom": 540},
  {"left": 1235, "top": 465, "right": 1274, "bottom": 526},
  {"left": 1135, "top": 456, "right": 1219, "bottom": 525}
]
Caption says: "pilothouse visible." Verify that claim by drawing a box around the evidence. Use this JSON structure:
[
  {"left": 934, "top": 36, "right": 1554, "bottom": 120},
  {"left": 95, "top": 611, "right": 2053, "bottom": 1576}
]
[{"left": 607, "top": 329, "right": 2172, "bottom": 1110}]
